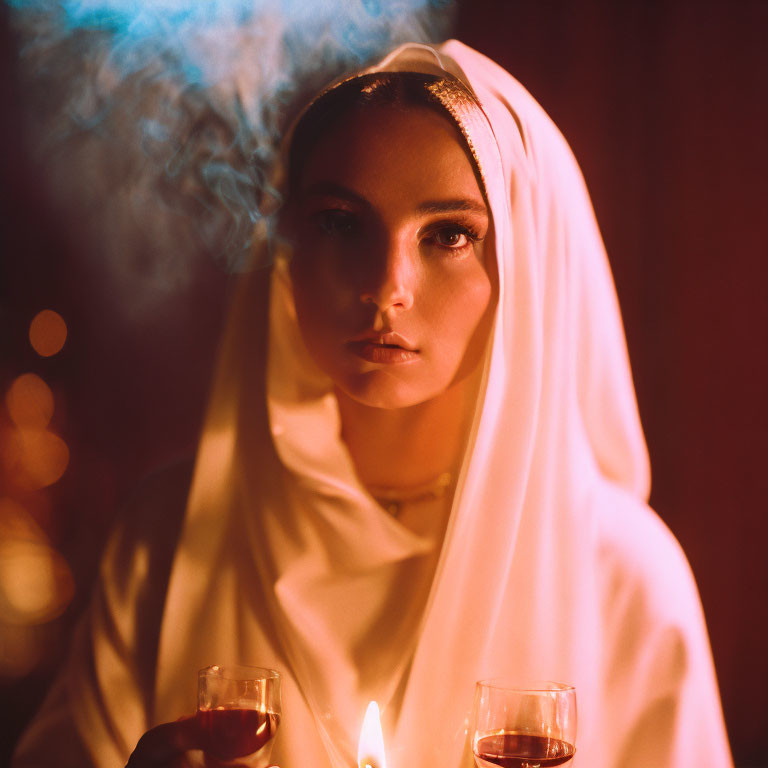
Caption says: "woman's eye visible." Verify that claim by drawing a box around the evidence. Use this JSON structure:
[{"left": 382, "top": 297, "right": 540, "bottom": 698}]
[
  {"left": 315, "top": 210, "right": 358, "bottom": 238},
  {"left": 430, "top": 226, "right": 474, "bottom": 250}
]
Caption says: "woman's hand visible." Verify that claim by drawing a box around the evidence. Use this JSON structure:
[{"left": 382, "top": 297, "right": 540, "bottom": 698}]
[
  {"left": 125, "top": 716, "right": 202, "bottom": 768},
  {"left": 125, "top": 716, "right": 282, "bottom": 768}
]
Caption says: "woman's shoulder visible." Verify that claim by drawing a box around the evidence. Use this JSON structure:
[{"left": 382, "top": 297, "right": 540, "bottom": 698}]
[
  {"left": 592, "top": 482, "right": 703, "bottom": 633},
  {"left": 590, "top": 485, "right": 732, "bottom": 766}
]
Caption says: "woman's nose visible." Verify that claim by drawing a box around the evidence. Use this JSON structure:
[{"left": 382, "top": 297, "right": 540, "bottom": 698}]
[{"left": 359, "top": 237, "right": 416, "bottom": 312}]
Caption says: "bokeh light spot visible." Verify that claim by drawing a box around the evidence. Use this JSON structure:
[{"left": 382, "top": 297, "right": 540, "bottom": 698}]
[
  {"left": 0, "top": 540, "right": 74, "bottom": 625},
  {"left": 5, "top": 373, "right": 54, "bottom": 429},
  {"left": 0, "top": 498, "right": 45, "bottom": 542},
  {"left": 29, "top": 309, "right": 67, "bottom": 357},
  {"left": 5, "top": 429, "right": 70, "bottom": 489}
]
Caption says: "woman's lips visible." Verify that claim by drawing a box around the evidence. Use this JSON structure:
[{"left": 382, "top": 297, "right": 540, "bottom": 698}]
[{"left": 346, "top": 332, "right": 420, "bottom": 364}]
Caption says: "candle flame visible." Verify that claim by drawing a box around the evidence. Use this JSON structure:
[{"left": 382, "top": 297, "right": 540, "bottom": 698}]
[{"left": 357, "top": 701, "right": 387, "bottom": 768}]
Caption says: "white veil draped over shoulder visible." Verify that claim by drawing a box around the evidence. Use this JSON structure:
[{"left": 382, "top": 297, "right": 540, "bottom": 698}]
[{"left": 42, "top": 40, "right": 730, "bottom": 768}]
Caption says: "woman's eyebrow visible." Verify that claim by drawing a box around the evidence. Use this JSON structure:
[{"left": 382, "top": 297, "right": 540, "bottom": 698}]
[
  {"left": 300, "top": 181, "right": 369, "bottom": 206},
  {"left": 417, "top": 199, "right": 488, "bottom": 216},
  {"left": 299, "top": 183, "right": 487, "bottom": 218}
]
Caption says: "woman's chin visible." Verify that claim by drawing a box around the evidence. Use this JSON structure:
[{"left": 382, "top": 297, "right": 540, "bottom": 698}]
[{"left": 337, "top": 370, "right": 446, "bottom": 411}]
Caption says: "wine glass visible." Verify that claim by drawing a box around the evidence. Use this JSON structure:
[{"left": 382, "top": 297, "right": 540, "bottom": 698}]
[
  {"left": 471, "top": 679, "right": 576, "bottom": 768},
  {"left": 197, "top": 664, "right": 281, "bottom": 767}
]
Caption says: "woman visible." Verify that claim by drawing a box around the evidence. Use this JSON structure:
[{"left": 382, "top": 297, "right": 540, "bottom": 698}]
[{"left": 13, "top": 40, "right": 732, "bottom": 768}]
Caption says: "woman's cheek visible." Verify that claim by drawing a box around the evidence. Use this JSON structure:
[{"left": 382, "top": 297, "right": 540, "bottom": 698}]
[
  {"left": 438, "top": 264, "right": 494, "bottom": 375},
  {"left": 290, "top": 255, "right": 350, "bottom": 352},
  {"left": 435, "top": 260, "right": 493, "bottom": 323}
]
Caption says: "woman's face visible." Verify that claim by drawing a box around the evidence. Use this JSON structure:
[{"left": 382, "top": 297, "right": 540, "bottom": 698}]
[{"left": 288, "top": 104, "right": 496, "bottom": 409}]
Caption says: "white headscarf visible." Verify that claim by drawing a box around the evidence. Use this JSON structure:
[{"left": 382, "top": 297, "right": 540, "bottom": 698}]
[{"left": 37, "top": 40, "right": 730, "bottom": 768}]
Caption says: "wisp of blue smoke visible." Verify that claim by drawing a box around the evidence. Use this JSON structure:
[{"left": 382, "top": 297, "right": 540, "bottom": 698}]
[{"left": 7, "top": 0, "right": 454, "bottom": 281}]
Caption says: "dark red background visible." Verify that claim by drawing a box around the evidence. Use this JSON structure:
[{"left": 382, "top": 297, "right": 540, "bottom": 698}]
[{"left": 1, "top": 1, "right": 766, "bottom": 765}]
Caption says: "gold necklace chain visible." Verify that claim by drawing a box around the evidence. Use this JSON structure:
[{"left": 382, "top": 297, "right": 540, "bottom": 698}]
[{"left": 367, "top": 472, "right": 454, "bottom": 516}]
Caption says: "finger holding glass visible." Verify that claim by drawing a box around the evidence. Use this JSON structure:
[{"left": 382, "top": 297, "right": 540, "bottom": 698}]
[
  {"left": 471, "top": 680, "right": 576, "bottom": 768},
  {"left": 197, "top": 665, "right": 281, "bottom": 768}
]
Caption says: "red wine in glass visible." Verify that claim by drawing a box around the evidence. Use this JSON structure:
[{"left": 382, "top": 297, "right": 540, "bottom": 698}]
[
  {"left": 197, "top": 707, "right": 280, "bottom": 761},
  {"left": 471, "top": 680, "right": 576, "bottom": 768},
  {"left": 197, "top": 665, "right": 281, "bottom": 766},
  {"left": 474, "top": 731, "right": 575, "bottom": 768}
]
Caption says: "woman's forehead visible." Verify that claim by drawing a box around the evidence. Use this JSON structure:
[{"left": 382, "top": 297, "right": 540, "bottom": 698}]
[
  {"left": 296, "top": 106, "right": 487, "bottom": 212},
  {"left": 286, "top": 70, "right": 491, "bottom": 199}
]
